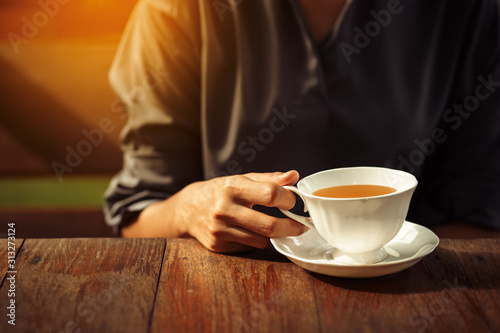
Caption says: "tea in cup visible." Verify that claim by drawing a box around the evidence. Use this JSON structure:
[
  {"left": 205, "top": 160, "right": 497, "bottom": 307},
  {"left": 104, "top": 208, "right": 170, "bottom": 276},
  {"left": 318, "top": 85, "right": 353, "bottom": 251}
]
[{"left": 280, "top": 167, "right": 418, "bottom": 264}]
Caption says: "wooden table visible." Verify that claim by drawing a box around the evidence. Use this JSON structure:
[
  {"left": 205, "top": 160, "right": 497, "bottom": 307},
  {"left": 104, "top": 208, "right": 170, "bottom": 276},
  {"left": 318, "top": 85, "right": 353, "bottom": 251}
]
[{"left": 0, "top": 237, "right": 498, "bottom": 333}]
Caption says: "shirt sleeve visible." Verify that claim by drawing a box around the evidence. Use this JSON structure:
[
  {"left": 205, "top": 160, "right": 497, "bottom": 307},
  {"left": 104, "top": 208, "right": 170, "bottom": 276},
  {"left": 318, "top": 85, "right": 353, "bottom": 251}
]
[
  {"left": 103, "top": 0, "right": 203, "bottom": 233},
  {"left": 408, "top": 0, "right": 500, "bottom": 229}
]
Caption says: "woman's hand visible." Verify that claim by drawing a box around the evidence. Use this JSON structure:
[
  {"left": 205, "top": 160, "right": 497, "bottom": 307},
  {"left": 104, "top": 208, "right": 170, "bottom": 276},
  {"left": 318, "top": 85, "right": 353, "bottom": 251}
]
[{"left": 122, "top": 170, "right": 307, "bottom": 253}]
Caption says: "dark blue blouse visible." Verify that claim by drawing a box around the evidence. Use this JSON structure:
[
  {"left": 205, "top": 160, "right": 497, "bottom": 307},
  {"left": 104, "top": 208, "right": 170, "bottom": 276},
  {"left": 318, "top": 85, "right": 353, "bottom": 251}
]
[{"left": 104, "top": 0, "right": 500, "bottom": 232}]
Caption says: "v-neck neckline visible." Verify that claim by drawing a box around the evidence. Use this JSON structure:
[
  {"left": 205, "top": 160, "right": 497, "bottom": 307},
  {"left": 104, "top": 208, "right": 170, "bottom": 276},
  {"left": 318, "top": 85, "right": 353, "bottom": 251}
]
[
  {"left": 321, "top": 0, "right": 354, "bottom": 49},
  {"left": 289, "top": 0, "right": 354, "bottom": 50},
  {"left": 287, "top": 0, "right": 354, "bottom": 104}
]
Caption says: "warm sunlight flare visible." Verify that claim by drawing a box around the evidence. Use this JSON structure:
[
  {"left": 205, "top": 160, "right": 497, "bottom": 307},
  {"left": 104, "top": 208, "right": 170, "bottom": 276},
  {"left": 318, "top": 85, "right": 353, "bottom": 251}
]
[{"left": 0, "top": 0, "right": 137, "bottom": 39}]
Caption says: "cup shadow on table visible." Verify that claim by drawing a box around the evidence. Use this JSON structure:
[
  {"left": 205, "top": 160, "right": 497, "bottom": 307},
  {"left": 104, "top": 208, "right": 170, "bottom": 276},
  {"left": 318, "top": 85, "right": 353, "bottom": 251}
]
[
  {"left": 234, "top": 246, "right": 500, "bottom": 295},
  {"left": 230, "top": 245, "right": 291, "bottom": 263},
  {"left": 310, "top": 247, "right": 500, "bottom": 294}
]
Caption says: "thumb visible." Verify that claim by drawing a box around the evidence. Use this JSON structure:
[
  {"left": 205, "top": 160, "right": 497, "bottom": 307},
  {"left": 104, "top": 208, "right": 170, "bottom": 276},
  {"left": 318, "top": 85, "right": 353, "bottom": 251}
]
[{"left": 245, "top": 170, "right": 299, "bottom": 186}]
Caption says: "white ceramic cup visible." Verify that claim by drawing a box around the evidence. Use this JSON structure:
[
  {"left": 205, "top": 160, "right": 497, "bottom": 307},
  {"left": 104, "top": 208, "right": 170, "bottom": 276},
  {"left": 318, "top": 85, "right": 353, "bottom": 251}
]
[{"left": 280, "top": 167, "right": 418, "bottom": 264}]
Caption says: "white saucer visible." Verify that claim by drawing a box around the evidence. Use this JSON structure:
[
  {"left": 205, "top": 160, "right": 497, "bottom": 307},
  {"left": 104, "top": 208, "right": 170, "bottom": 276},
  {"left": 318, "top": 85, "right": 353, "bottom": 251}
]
[{"left": 270, "top": 221, "right": 439, "bottom": 278}]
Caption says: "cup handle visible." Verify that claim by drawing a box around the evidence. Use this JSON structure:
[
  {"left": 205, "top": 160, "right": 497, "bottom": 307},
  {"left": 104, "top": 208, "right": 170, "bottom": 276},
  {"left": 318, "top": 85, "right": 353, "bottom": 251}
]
[{"left": 280, "top": 186, "right": 315, "bottom": 230}]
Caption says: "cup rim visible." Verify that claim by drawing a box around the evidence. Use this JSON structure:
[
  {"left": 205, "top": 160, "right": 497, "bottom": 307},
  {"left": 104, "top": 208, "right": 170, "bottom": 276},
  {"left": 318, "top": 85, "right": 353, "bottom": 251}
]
[{"left": 297, "top": 166, "right": 418, "bottom": 201}]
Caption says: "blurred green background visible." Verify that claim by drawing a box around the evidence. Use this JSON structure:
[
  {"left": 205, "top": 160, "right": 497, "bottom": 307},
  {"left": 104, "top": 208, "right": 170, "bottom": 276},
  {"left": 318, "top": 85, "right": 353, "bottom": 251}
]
[{"left": 0, "top": 176, "right": 110, "bottom": 208}]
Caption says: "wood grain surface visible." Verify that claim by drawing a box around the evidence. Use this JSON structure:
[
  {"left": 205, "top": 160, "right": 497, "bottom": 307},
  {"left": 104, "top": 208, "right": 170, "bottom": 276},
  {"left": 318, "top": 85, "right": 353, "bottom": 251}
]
[
  {"left": 0, "top": 238, "right": 165, "bottom": 333},
  {"left": 307, "top": 239, "right": 491, "bottom": 333},
  {"left": 151, "top": 239, "right": 319, "bottom": 333},
  {"left": 0, "top": 238, "right": 498, "bottom": 333},
  {"left": 448, "top": 238, "right": 500, "bottom": 329}
]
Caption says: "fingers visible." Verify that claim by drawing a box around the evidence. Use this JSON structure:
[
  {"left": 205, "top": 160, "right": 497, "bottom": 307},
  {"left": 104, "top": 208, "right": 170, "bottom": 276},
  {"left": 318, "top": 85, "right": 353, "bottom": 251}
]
[
  {"left": 194, "top": 214, "right": 270, "bottom": 252},
  {"left": 210, "top": 201, "right": 306, "bottom": 240},
  {"left": 198, "top": 213, "right": 305, "bottom": 253},
  {"left": 220, "top": 174, "right": 297, "bottom": 210},
  {"left": 187, "top": 171, "right": 305, "bottom": 254},
  {"left": 245, "top": 170, "right": 299, "bottom": 186},
  {"left": 232, "top": 207, "right": 307, "bottom": 238},
  {"left": 209, "top": 226, "right": 271, "bottom": 252}
]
